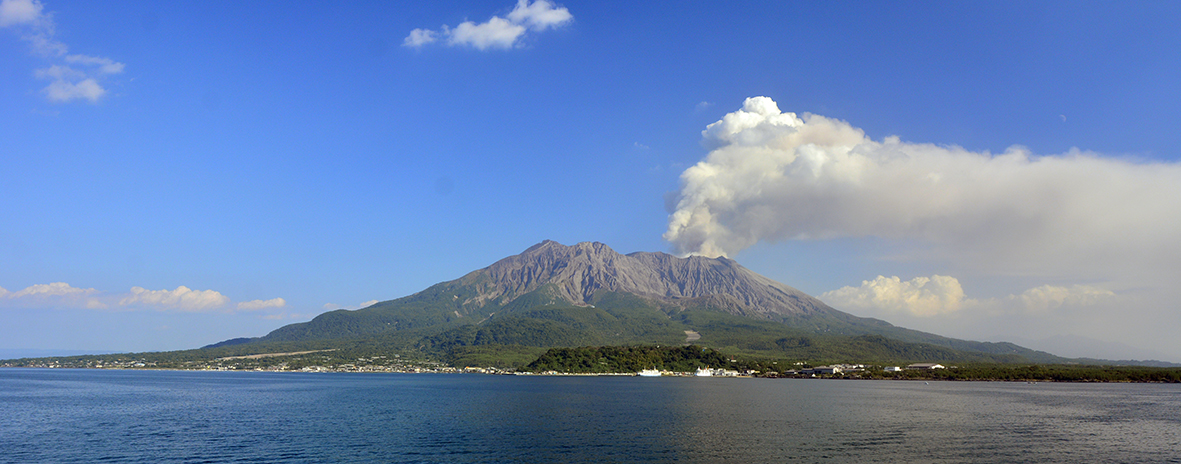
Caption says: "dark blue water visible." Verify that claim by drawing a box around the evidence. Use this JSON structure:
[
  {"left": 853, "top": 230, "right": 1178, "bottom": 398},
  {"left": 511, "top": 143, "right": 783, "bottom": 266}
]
[{"left": 1, "top": 369, "right": 1178, "bottom": 463}]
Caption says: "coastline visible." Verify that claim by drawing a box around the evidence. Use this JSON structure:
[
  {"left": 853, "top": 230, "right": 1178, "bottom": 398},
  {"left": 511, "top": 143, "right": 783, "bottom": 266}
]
[{"left": 3, "top": 365, "right": 1179, "bottom": 383}]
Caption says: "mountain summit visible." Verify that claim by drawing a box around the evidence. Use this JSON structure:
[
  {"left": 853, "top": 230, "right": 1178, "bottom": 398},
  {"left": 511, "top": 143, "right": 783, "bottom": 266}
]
[{"left": 473, "top": 240, "right": 829, "bottom": 319}]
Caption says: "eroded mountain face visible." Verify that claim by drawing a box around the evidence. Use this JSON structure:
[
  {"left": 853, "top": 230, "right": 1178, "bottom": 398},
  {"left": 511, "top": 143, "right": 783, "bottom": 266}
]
[{"left": 466, "top": 240, "right": 830, "bottom": 319}]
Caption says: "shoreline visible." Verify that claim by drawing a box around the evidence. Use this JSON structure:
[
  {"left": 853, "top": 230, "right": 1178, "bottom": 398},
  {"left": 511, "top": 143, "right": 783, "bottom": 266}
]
[{"left": 3, "top": 365, "right": 1178, "bottom": 383}]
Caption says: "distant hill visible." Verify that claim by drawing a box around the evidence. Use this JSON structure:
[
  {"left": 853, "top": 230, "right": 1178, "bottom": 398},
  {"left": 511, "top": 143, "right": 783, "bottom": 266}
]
[
  {"left": 201, "top": 337, "right": 255, "bottom": 349},
  {"left": 212, "top": 240, "right": 1065, "bottom": 365}
]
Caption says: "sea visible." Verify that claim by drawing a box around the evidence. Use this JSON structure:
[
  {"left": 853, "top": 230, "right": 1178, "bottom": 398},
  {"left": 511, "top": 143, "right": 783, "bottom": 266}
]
[{"left": 1, "top": 369, "right": 1178, "bottom": 463}]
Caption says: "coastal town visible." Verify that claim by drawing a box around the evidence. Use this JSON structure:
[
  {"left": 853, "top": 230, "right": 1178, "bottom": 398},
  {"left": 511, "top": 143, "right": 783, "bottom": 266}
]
[
  {"left": 2, "top": 353, "right": 948, "bottom": 378},
  {"left": 6, "top": 352, "right": 1180, "bottom": 382}
]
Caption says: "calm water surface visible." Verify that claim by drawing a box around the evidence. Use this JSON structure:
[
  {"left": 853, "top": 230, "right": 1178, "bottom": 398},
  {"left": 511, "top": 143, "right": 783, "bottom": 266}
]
[{"left": 1, "top": 368, "right": 1178, "bottom": 463}]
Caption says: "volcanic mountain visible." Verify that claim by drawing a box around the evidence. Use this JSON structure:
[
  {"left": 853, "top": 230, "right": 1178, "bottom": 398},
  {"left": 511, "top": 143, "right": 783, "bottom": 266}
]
[
  {"left": 233, "top": 240, "right": 1059, "bottom": 364},
  {"left": 455, "top": 240, "right": 831, "bottom": 318}
]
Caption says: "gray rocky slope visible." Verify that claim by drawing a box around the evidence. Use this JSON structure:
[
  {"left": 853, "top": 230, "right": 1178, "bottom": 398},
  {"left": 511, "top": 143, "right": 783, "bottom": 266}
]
[{"left": 468, "top": 240, "right": 831, "bottom": 319}]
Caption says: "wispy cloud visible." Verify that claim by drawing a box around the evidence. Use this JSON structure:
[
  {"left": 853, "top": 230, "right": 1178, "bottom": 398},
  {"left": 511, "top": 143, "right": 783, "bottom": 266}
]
[
  {"left": 403, "top": 28, "right": 438, "bottom": 48},
  {"left": 7, "top": 282, "right": 94, "bottom": 298},
  {"left": 0, "top": 0, "right": 124, "bottom": 103},
  {"left": 404, "top": 0, "right": 572, "bottom": 51},
  {"left": 236, "top": 297, "right": 287, "bottom": 311},
  {"left": 323, "top": 300, "right": 379, "bottom": 311},
  {"left": 41, "top": 77, "right": 105, "bottom": 102},
  {"left": 0, "top": 282, "right": 106, "bottom": 309},
  {"left": 64, "top": 53, "right": 124, "bottom": 74},
  {"left": 1, "top": 282, "right": 287, "bottom": 314},
  {"left": 0, "top": 0, "right": 46, "bottom": 27}
]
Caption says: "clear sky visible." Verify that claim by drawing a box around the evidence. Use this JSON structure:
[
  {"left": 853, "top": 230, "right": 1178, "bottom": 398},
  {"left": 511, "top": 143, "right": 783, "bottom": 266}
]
[{"left": 3, "top": 0, "right": 1180, "bottom": 361}]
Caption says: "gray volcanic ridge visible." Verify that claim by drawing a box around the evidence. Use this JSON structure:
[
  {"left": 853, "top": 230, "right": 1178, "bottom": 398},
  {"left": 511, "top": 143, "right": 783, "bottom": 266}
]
[{"left": 469, "top": 240, "right": 830, "bottom": 319}]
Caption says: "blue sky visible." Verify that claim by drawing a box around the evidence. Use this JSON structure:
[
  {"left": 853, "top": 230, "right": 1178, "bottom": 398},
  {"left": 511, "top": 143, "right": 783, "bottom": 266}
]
[{"left": 3, "top": 0, "right": 1180, "bottom": 361}]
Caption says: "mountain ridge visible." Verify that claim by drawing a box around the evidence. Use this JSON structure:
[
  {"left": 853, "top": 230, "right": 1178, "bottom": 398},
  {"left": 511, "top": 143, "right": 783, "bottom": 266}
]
[
  {"left": 245, "top": 240, "right": 1067, "bottom": 365},
  {"left": 467, "top": 239, "right": 830, "bottom": 319}
]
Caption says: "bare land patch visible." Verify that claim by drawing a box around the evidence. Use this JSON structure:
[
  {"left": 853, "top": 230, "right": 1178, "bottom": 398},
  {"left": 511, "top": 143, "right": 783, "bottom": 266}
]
[{"left": 216, "top": 349, "right": 336, "bottom": 361}]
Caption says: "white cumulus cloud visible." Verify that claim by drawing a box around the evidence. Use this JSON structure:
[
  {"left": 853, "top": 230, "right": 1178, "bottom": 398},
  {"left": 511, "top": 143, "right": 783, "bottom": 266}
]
[
  {"left": 119, "top": 286, "right": 230, "bottom": 312},
  {"left": 446, "top": 16, "right": 526, "bottom": 50},
  {"left": 1, "top": 281, "right": 107, "bottom": 309},
  {"left": 821, "top": 274, "right": 1116, "bottom": 319},
  {"left": 665, "top": 97, "right": 1181, "bottom": 286},
  {"left": 404, "top": 0, "right": 571, "bottom": 51},
  {"left": 821, "top": 275, "right": 967, "bottom": 317},
  {"left": 9, "top": 281, "right": 95, "bottom": 298},
  {"left": 1, "top": 0, "right": 124, "bottom": 103},
  {"left": 505, "top": 0, "right": 573, "bottom": 30},
  {"left": 819, "top": 274, "right": 1144, "bottom": 358}
]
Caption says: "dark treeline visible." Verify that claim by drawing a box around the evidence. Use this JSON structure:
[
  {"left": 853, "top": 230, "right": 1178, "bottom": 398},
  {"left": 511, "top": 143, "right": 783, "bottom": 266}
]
[
  {"left": 526, "top": 345, "right": 776, "bottom": 373},
  {"left": 867, "top": 364, "right": 1181, "bottom": 382},
  {"left": 524, "top": 345, "right": 1181, "bottom": 382}
]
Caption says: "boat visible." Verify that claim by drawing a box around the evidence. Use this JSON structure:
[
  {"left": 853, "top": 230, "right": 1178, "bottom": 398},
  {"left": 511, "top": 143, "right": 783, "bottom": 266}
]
[
  {"left": 637, "top": 368, "right": 661, "bottom": 377},
  {"left": 695, "top": 367, "right": 712, "bottom": 377}
]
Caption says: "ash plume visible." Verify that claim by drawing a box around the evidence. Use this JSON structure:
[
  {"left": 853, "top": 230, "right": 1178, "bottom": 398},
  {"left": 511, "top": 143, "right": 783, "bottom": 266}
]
[{"left": 664, "top": 97, "right": 1181, "bottom": 283}]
